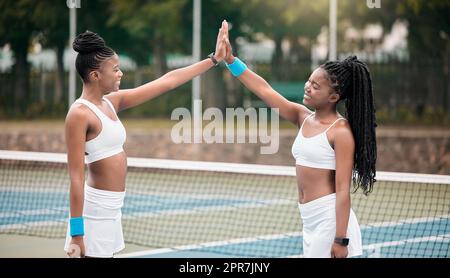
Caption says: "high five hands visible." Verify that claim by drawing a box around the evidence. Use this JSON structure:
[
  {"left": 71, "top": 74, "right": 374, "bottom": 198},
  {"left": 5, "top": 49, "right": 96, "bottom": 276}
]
[
  {"left": 222, "top": 20, "right": 235, "bottom": 65},
  {"left": 214, "top": 20, "right": 235, "bottom": 65},
  {"left": 214, "top": 21, "right": 228, "bottom": 63}
]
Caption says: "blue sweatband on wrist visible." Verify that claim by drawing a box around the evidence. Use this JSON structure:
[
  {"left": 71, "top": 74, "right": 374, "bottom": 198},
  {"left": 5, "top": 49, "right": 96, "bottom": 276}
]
[
  {"left": 226, "top": 57, "right": 247, "bottom": 77},
  {"left": 70, "top": 217, "right": 84, "bottom": 237}
]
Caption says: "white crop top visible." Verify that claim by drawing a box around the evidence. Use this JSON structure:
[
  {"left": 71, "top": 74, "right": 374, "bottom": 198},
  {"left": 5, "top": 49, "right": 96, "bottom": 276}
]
[
  {"left": 291, "top": 113, "right": 345, "bottom": 170},
  {"left": 75, "top": 97, "right": 126, "bottom": 164}
]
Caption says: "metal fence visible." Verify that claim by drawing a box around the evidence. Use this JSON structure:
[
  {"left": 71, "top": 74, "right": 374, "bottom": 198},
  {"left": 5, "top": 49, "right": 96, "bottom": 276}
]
[{"left": 0, "top": 58, "right": 448, "bottom": 124}]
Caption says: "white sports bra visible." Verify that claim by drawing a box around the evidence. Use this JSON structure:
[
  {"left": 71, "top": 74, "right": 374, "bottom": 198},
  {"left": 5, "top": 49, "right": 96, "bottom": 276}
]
[
  {"left": 74, "top": 97, "right": 126, "bottom": 164},
  {"left": 291, "top": 113, "right": 345, "bottom": 170}
]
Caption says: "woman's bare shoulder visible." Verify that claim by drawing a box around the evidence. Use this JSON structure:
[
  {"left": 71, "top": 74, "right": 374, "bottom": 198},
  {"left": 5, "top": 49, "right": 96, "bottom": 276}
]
[{"left": 65, "top": 102, "right": 90, "bottom": 125}]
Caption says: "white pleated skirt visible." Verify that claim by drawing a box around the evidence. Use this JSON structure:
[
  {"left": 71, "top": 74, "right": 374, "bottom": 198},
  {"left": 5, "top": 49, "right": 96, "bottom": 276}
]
[
  {"left": 298, "top": 193, "right": 363, "bottom": 258},
  {"left": 64, "top": 184, "right": 126, "bottom": 258}
]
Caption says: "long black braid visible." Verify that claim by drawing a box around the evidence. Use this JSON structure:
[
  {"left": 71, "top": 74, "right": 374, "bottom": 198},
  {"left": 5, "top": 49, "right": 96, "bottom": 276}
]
[
  {"left": 73, "top": 31, "right": 115, "bottom": 82},
  {"left": 321, "top": 55, "right": 377, "bottom": 195}
]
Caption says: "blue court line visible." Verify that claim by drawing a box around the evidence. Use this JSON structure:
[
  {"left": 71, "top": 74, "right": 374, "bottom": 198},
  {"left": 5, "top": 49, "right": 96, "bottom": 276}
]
[
  {"left": 0, "top": 190, "right": 278, "bottom": 226},
  {"left": 362, "top": 219, "right": 450, "bottom": 244},
  {"left": 363, "top": 239, "right": 450, "bottom": 258},
  {"left": 0, "top": 191, "right": 68, "bottom": 212},
  {"left": 123, "top": 194, "right": 260, "bottom": 216}
]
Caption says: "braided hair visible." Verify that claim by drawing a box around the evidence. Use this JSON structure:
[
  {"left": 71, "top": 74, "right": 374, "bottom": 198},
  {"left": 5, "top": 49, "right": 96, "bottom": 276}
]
[
  {"left": 73, "top": 31, "right": 115, "bottom": 82},
  {"left": 320, "top": 55, "right": 377, "bottom": 195}
]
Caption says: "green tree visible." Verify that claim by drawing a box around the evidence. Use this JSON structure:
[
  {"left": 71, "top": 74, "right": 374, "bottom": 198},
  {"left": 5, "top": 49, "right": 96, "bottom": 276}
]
[
  {"left": 0, "top": 0, "right": 38, "bottom": 113},
  {"left": 106, "top": 0, "right": 246, "bottom": 110},
  {"left": 340, "top": 0, "right": 450, "bottom": 114},
  {"left": 239, "top": 0, "right": 328, "bottom": 80},
  {"left": 108, "top": 0, "right": 188, "bottom": 77},
  {"left": 341, "top": 0, "right": 450, "bottom": 61},
  {"left": 194, "top": 0, "right": 246, "bottom": 109},
  {"left": 33, "top": 1, "right": 69, "bottom": 105},
  {"left": 76, "top": 0, "right": 137, "bottom": 65}
]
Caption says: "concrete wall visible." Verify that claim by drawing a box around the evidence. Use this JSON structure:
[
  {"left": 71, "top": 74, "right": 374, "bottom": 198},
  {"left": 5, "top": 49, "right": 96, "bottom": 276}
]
[{"left": 1, "top": 127, "right": 449, "bottom": 174}]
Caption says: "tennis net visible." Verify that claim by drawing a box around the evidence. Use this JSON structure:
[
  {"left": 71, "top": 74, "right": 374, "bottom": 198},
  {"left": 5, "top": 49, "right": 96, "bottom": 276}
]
[{"left": 0, "top": 150, "right": 449, "bottom": 258}]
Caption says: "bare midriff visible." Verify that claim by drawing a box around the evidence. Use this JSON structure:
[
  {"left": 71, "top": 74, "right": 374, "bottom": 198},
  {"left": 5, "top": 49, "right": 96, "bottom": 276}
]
[
  {"left": 296, "top": 165, "right": 335, "bottom": 204},
  {"left": 86, "top": 152, "right": 127, "bottom": 192}
]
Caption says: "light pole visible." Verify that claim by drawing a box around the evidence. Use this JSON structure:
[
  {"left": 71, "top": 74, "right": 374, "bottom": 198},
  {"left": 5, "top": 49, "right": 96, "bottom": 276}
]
[
  {"left": 68, "top": 3, "right": 77, "bottom": 106},
  {"left": 329, "top": 0, "right": 337, "bottom": 60},
  {"left": 192, "top": 0, "right": 202, "bottom": 143}
]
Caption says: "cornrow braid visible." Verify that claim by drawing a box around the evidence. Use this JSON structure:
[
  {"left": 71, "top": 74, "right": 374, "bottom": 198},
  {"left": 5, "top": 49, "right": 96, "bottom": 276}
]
[
  {"left": 73, "top": 30, "right": 115, "bottom": 82},
  {"left": 321, "top": 55, "right": 377, "bottom": 195}
]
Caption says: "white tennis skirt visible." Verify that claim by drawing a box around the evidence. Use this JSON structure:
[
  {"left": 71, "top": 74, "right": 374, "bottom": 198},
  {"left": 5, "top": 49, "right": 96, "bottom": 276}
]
[
  {"left": 64, "top": 184, "right": 126, "bottom": 258},
  {"left": 298, "top": 193, "right": 363, "bottom": 258}
]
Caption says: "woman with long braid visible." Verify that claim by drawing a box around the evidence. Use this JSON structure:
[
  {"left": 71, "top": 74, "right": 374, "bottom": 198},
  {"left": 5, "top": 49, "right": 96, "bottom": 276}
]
[{"left": 222, "top": 21, "right": 376, "bottom": 258}]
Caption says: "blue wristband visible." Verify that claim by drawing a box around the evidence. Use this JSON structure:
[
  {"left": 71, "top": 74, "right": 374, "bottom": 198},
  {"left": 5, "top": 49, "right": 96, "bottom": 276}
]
[
  {"left": 70, "top": 217, "right": 84, "bottom": 237},
  {"left": 226, "top": 57, "right": 247, "bottom": 77}
]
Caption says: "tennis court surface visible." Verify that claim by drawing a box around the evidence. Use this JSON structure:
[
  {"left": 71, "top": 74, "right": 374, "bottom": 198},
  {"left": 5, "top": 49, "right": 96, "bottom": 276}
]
[{"left": 1, "top": 151, "right": 449, "bottom": 258}]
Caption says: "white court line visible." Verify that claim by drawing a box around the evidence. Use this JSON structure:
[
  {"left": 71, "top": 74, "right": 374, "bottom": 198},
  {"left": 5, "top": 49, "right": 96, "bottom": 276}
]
[
  {"left": 286, "top": 234, "right": 450, "bottom": 258},
  {"left": 0, "top": 199, "right": 291, "bottom": 230},
  {"left": 0, "top": 220, "right": 67, "bottom": 230},
  {"left": 123, "top": 199, "right": 291, "bottom": 220},
  {"left": 119, "top": 233, "right": 450, "bottom": 258},
  {"left": 0, "top": 187, "right": 67, "bottom": 193},
  {"left": 0, "top": 198, "right": 289, "bottom": 220},
  {"left": 360, "top": 214, "right": 450, "bottom": 229},
  {"left": 116, "top": 231, "right": 302, "bottom": 258},
  {"left": 116, "top": 215, "right": 450, "bottom": 258},
  {"left": 363, "top": 233, "right": 450, "bottom": 250},
  {"left": 0, "top": 207, "right": 67, "bottom": 218},
  {"left": 2, "top": 184, "right": 448, "bottom": 228}
]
